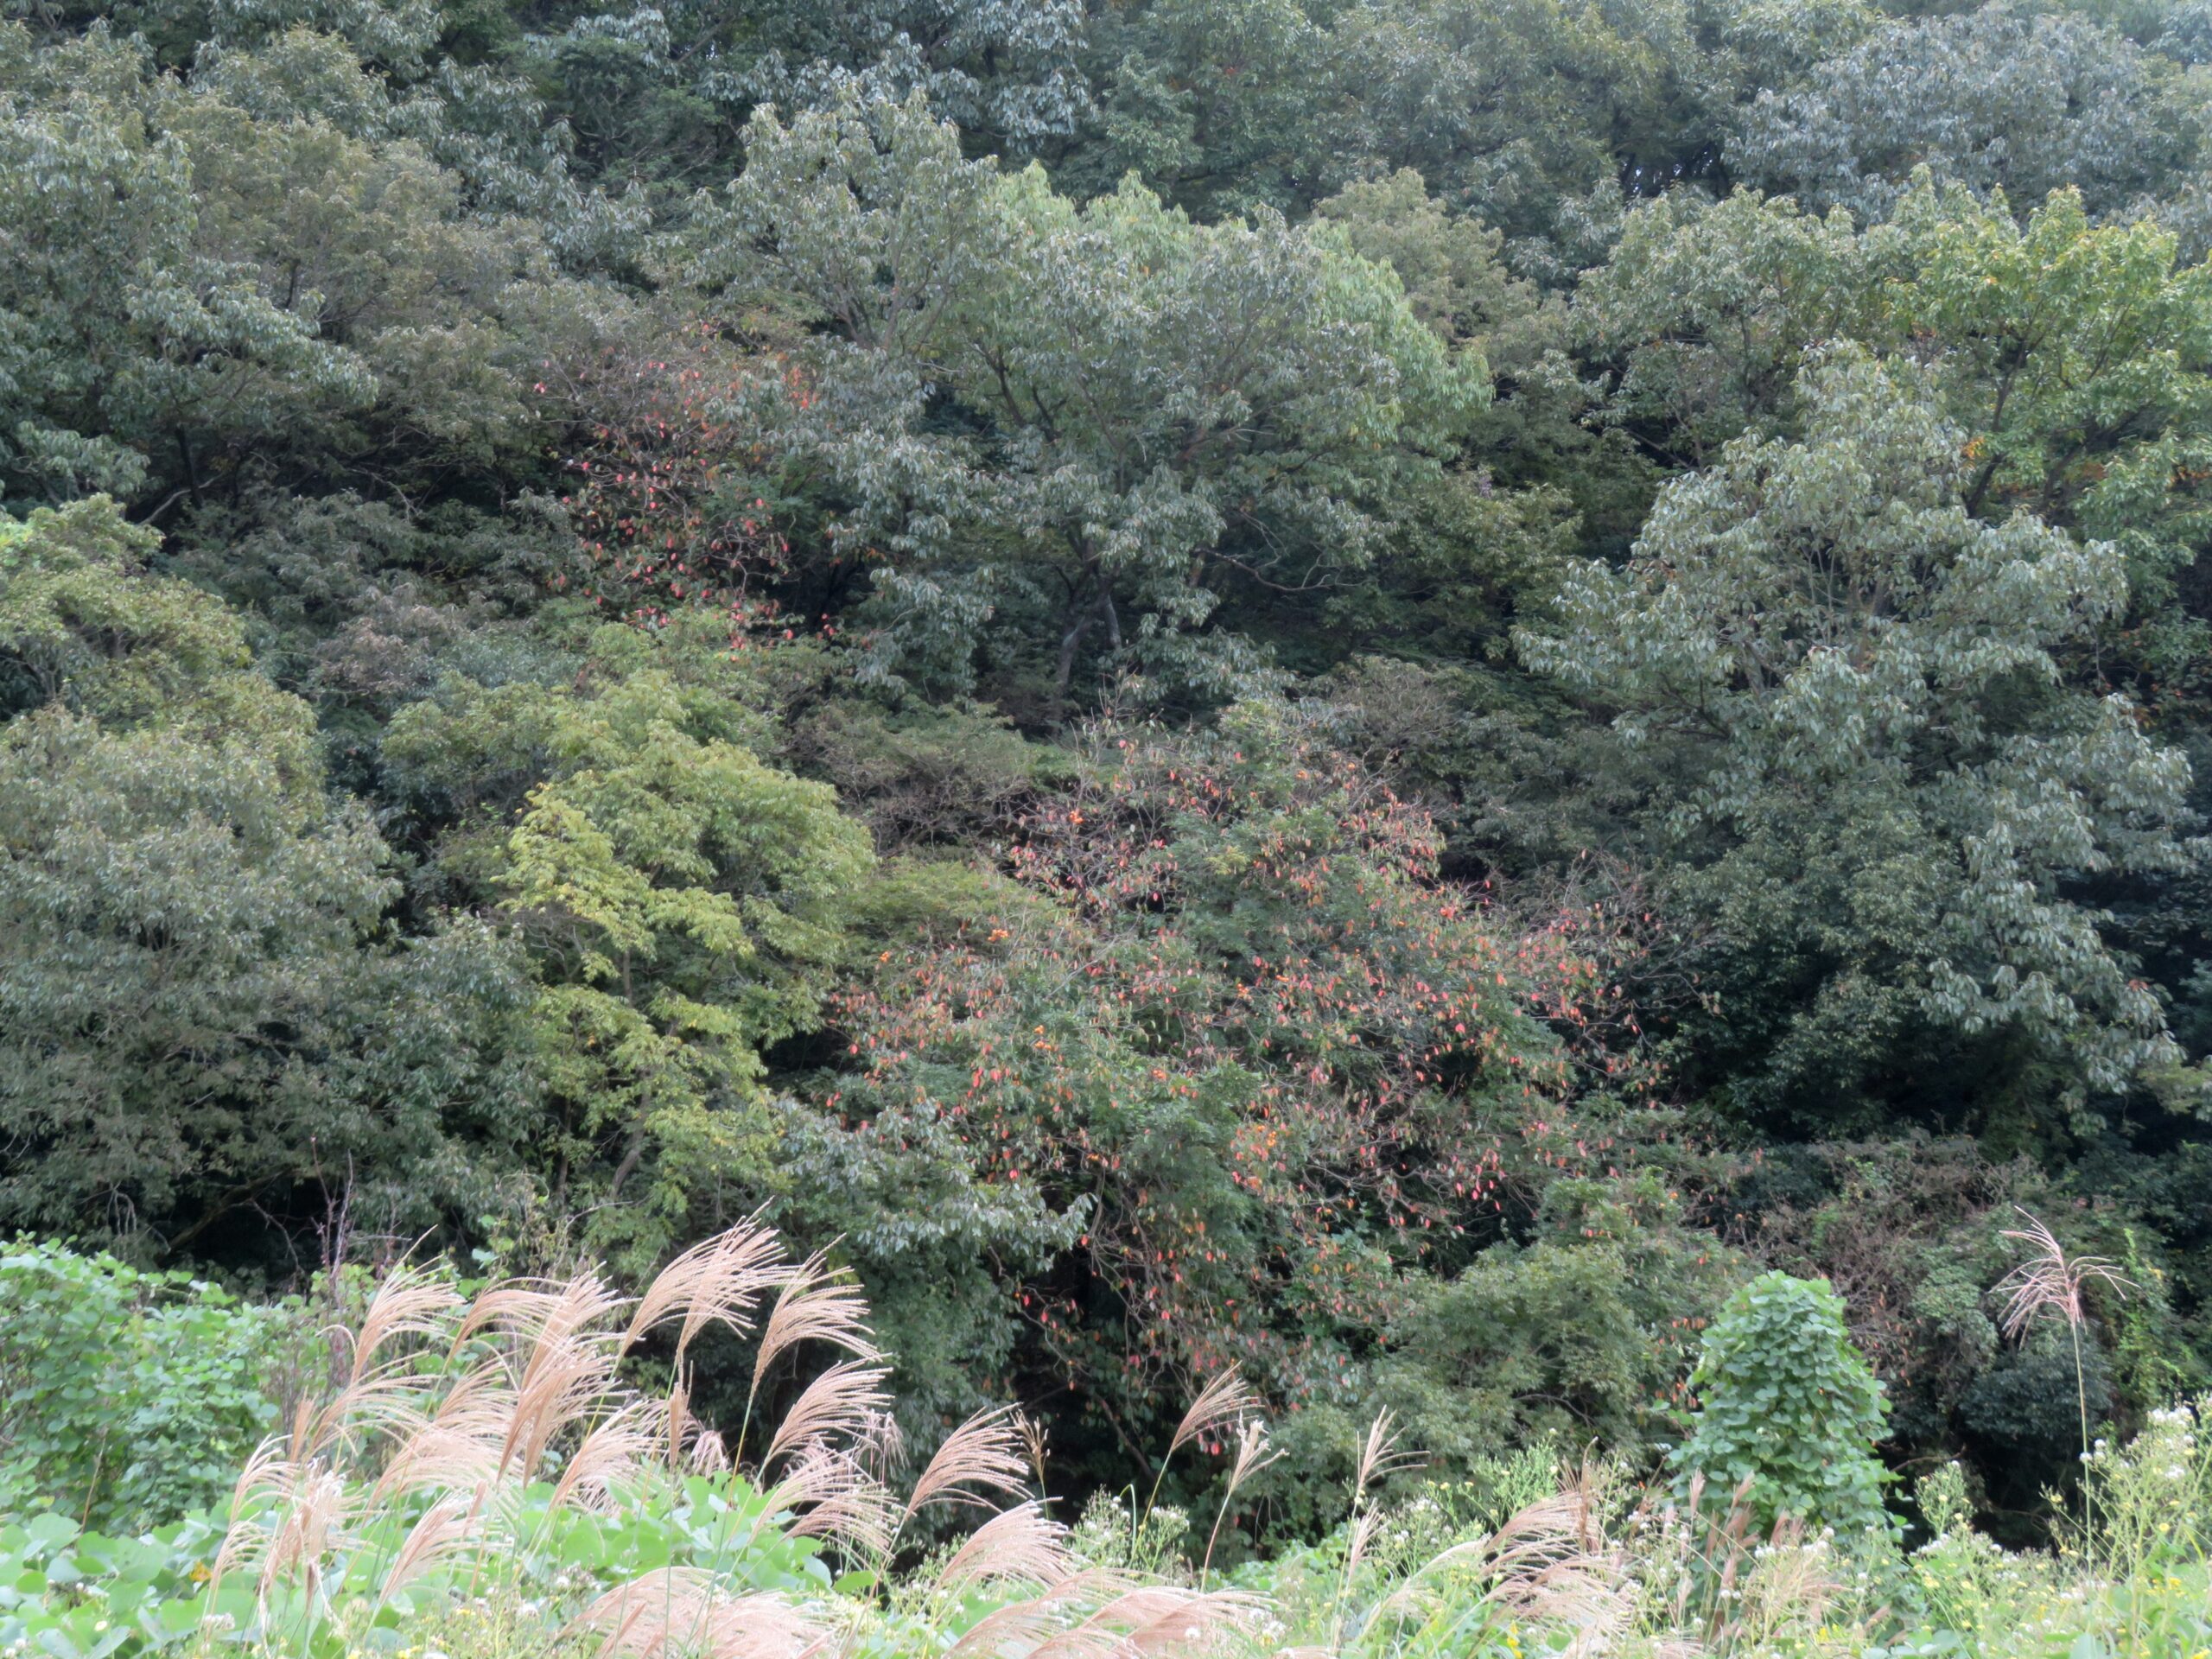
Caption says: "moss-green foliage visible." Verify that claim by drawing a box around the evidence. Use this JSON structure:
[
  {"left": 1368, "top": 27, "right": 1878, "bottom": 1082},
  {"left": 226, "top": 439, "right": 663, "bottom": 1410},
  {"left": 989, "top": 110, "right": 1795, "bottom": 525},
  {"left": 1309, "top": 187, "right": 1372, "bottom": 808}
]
[
  {"left": 1371, "top": 1178, "right": 1744, "bottom": 1478},
  {"left": 1522, "top": 347, "right": 2194, "bottom": 1128},
  {"left": 680, "top": 92, "right": 1483, "bottom": 710},
  {"left": 0, "top": 498, "right": 313, "bottom": 764},
  {"left": 1669, "top": 1271, "right": 1894, "bottom": 1539},
  {"left": 385, "top": 633, "right": 874, "bottom": 1275}
]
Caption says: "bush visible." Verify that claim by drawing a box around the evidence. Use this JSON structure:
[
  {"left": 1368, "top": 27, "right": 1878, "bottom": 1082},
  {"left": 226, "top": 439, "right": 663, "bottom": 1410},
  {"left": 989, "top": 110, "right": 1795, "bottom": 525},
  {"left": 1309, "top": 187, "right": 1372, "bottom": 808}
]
[
  {"left": 0, "top": 1241, "right": 289, "bottom": 1532},
  {"left": 1669, "top": 1270, "right": 1894, "bottom": 1540}
]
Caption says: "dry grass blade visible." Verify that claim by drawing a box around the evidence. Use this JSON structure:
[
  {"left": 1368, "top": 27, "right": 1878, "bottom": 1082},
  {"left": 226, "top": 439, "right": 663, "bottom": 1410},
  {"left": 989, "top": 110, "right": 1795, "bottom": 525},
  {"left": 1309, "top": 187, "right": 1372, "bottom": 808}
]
[
  {"left": 856, "top": 1408, "right": 906, "bottom": 1481},
  {"left": 1353, "top": 1408, "right": 1418, "bottom": 1497},
  {"left": 624, "top": 1219, "right": 788, "bottom": 1359},
  {"left": 664, "top": 1373, "right": 730, "bottom": 1473},
  {"left": 757, "top": 1254, "right": 881, "bottom": 1374},
  {"left": 1732, "top": 1516, "right": 1839, "bottom": 1643},
  {"left": 454, "top": 1281, "right": 567, "bottom": 1348},
  {"left": 772, "top": 1442, "right": 899, "bottom": 1558},
  {"left": 788, "top": 1481, "right": 898, "bottom": 1560},
  {"left": 685, "top": 1422, "right": 731, "bottom": 1473},
  {"left": 1203, "top": 1417, "right": 1281, "bottom": 1572},
  {"left": 791, "top": 1494, "right": 896, "bottom": 1561},
  {"left": 371, "top": 1356, "right": 516, "bottom": 1503},
  {"left": 936, "top": 1499, "right": 1074, "bottom": 1592},
  {"left": 667, "top": 1370, "right": 694, "bottom": 1471},
  {"left": 372, "top": 1421, "right": 505, "bottom": 1506},
  {"left": 581, "top": 1570, "right": 828, "bottom": 1659},
  {"left": 579, "top": 1567, "right": 705, "bottom": 1658},
  {"left": 1224, "top": 1417, "right": 1279, "bottom": 1496},
  {"left": 577, "top": 1562, "right": 709, "bottom": 1612},
  {"left": 905, "top": 1408, "right": 1031, "bottom": 1522},
  {"left": 1997, "top": 1208, "right": 2134, "bottom": 1338},
  {"left": 1127, "top": 1590, "right": 1268, "bottom": 1656},
  {"left": 338, "top": 1262, "right": 463, "bottom": 1390},
  {"left": 226, "top": 1435, "right": 295, "bottom": 1513},
  {"left": 251, "top": 1464, "right": 353, "bottom": 1602},
  {"left": 294, "top": 1379, "right": 433, "bottom": 1466},
  {"left": 945, "top": 1571, "right": 1122, "bottom": 1659},
  {"left": 1344, "top": 1504, "right": 1386, "bottom": 1583},
  {"left": 761, "top": 1361, "right": 893, "bottom": 1470},
  {"left": 500, "top": 1332, "right": 620, "bottom": 1483},
  {"left": 486, "top": 1273, "right": 626, "bottom": 1469},
  {"left": 1168, "top": 1368, "right": 1258, "bottom": 1459},
  {"left": 1376, "top": 1478, "right": 1623, "bottom": 1634},
  {"left": 552, "top": 1399, "right": 666, "bottom": 1514},
  {"left": 1028, "top": 1587, "right": 1192, "bottom": 1659},
  {"left": 1033, "top": 1586, "right": 1265, "bottom": 1659},
  {"left": 211, "top": 1439, "right": 296, "bottom": 1592},
  {"left": 379, "top": 1491, "right": 477, "bottom": 1599},
  {"left": 460, "top": 1269, "right": 625, "bottom": 1351},
  {"left": 689, "top": 1594, "right": 832, "bottom": 1659},
  {"left": 291, "top": 1277, "right": 450, "bottom": 1464},
  {"left": 1489, "top": 1486, "right": 1626, "bottom": 1634},
  {"left": 536, "top": 1269, "right": 629, "bottom": 1351},
  {"left": 1014, "top": 1409, "right": 1050, "bottom": 1489}
]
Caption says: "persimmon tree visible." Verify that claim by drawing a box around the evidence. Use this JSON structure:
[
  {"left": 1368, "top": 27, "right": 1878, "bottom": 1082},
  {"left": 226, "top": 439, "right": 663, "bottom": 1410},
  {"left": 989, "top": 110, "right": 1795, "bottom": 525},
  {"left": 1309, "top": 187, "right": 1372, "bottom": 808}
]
[
  {"left": 804, "top": 702, "right": 1659, "bottom": 1464},
  {"left": 541, "top": 323, "right": 794, "bottom": 620}
]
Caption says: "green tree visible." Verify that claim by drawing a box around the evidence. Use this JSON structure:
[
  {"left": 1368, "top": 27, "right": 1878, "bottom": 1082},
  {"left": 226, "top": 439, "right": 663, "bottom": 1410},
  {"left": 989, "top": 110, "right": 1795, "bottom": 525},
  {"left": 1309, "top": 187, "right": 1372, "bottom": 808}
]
[
  {"left": 1886, "top": 181, "right": 2212, "bottom": 634},
  {"left": 0, "top": 499, "right": 536, "bottom": 1253},
  {"left": 1521, "top": 348, "right": 2196, "bottom": 1126},
  {"left": 1578, "top": 175, "right": 2212, "bottom": 711},
  {"left": 1578, "top": 187, "right": 1882, "bottom": 464},
  {"left": 1067, "top": 0, "right": 1713, "bottom": 251},
  {"left": 684, "top": 92, "right": 1481, "bottom": 713},
  {"left": 0, "top": 25, "right": 371, "bottom": 503},
  {"left": 0, "top": 497, "right": 313, "bottom": 752},
  {"left": 1730, "top": 7, "right": 2207, "bottom": 228},
  {"left": 385, "top": 626, "right": 874, "bottom": 1272},
  {"left": 0, "top": 17, "right": 626, "bottom": 515}
]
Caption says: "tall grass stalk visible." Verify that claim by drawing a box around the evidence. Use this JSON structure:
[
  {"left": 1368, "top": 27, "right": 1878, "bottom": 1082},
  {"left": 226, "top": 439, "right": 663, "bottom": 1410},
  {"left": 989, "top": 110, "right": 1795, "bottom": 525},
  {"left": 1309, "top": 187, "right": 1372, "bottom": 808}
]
[{"left": 1996, "top": 1208, "right": 2133, "bottom": 1566}]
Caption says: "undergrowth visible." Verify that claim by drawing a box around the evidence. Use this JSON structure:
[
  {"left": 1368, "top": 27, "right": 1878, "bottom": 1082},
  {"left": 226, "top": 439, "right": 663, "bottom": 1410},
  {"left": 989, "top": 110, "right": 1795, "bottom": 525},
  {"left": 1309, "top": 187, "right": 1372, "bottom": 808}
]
[{"left": 2, "top": 1226, "right": 2209, "bottom": 1659}]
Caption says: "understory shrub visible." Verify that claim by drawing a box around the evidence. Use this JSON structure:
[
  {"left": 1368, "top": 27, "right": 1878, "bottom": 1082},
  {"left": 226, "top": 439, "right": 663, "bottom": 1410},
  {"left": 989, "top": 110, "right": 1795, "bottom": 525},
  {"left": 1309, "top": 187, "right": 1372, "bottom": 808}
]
[{"left": 0, "top": 1241, "right": 292, "bottom": 1533}]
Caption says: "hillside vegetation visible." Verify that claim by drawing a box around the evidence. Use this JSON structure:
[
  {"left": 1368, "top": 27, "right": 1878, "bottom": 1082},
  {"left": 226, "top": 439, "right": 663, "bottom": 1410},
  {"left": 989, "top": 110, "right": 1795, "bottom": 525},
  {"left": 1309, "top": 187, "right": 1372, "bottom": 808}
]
[{"left": 4, "top": 0, "right": 2212, "bottom": 1650}]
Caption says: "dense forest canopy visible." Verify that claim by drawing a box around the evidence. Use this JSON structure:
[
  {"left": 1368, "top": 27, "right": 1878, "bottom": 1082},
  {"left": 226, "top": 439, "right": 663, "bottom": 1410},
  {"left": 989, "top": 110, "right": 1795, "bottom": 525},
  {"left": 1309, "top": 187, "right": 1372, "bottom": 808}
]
[{"left": 5, "top": 0, "right": 2212, "bottom": 1540}]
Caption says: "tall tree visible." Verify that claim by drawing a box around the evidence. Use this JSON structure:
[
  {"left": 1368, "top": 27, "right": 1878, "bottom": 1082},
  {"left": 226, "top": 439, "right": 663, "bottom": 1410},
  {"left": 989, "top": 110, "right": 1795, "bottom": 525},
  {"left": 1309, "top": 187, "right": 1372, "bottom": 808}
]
[
  {"left": 0, "top": 499, "right": 534, "bottom": 1255},
  {"left": 384, "top": 622, "right": 874, "bottom": 1271},
  {"left": 1521, "top": 348, "right": 2196, "bottom": 1129},
  {"left": 680, "top": 92, "right": 1483, "bottom": 716}
]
